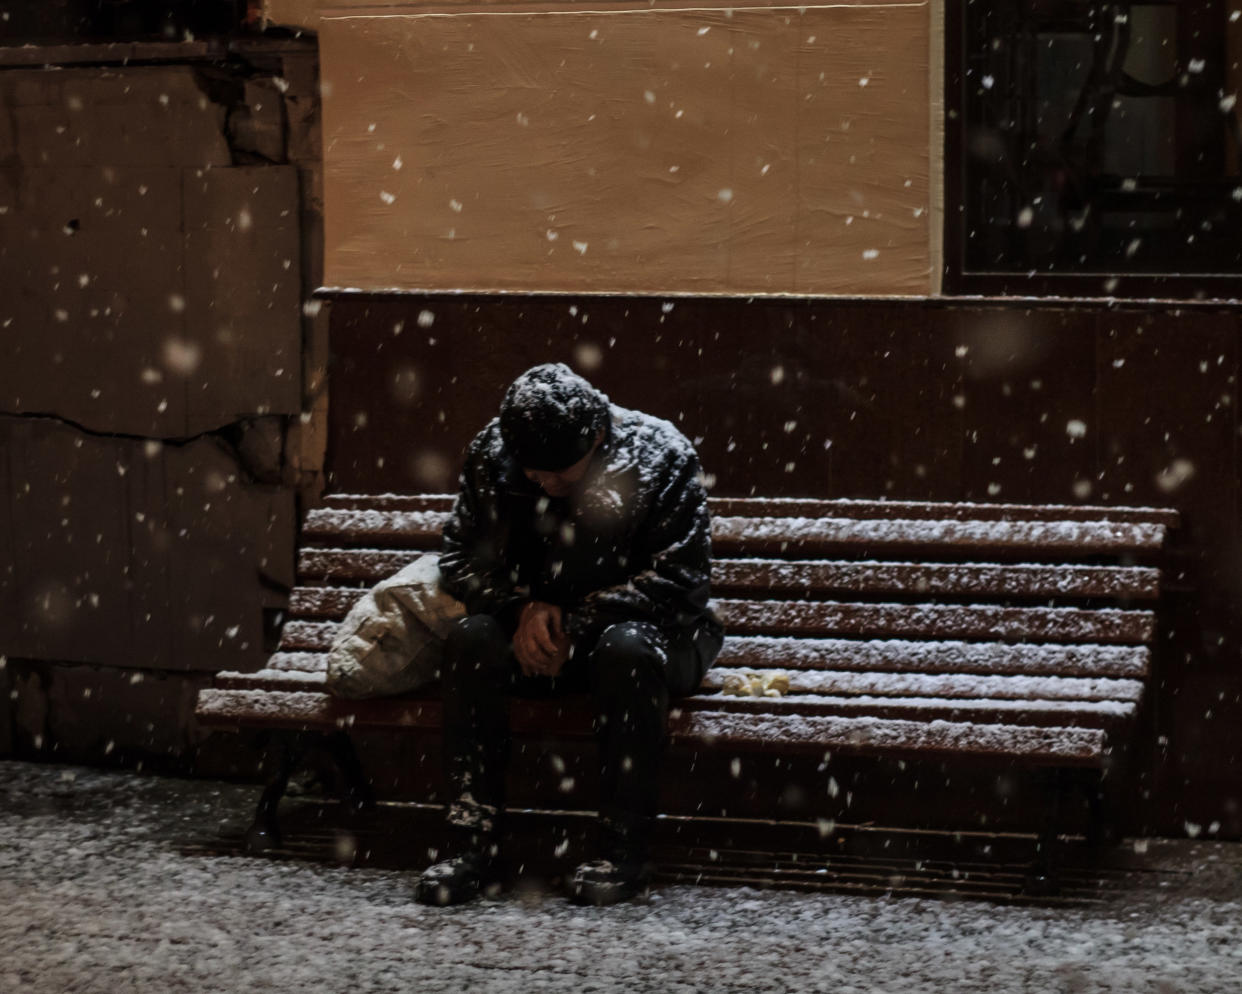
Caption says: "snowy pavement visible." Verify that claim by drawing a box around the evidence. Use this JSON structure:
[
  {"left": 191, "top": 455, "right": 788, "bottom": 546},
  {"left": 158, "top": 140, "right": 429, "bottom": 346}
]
[{"left": 2, "top": 760, "right": 1240, "bottom": 994}]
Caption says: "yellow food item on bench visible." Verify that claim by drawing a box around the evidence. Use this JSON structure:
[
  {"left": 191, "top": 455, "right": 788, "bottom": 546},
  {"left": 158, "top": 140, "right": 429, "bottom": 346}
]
[
  {"left": 721, "top": 671, "right": 791, "bottom": 698},
  {"left": 764, "top": 672, "right": 790, "bottom": 696}
]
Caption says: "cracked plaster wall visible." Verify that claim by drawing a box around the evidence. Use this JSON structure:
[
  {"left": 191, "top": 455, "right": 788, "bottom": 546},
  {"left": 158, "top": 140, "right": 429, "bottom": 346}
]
[{"left": 0, "top": 44, "right": 326, "bottom": 765}]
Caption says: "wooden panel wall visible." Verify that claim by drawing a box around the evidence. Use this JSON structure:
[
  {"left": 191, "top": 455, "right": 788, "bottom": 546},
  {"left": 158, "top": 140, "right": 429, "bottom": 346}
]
[
  {"left": 0, "top": 65, "right": 308, "bottom": 670},
  {"left": 0, "top": 45, "right": 328, "bottom": 769},
  {"left": 320, "top": 1, "right": 932, "bottom": 295},
  {"left": 324, "top": 293, "right": 1242, "bottom": 837},
  {"left": 0, "top": 69, "right": 302, "bottom": 437}
]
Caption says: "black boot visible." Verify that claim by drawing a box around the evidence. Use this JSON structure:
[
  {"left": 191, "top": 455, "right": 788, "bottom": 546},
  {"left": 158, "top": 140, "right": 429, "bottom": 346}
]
[
  {"left": 569, "top": 821, "right": 651, "bottom": 906},
  {"left": 415, "top": 850, "right": 501, "bottom": 906},
  {"left": 415, "top": 829, "right": 502, "bottom": 906}
]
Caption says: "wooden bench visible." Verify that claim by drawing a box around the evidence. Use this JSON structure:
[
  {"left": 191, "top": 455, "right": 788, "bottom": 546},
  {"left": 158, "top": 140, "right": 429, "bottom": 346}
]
[{"left": 196, "top": 493, "right": 1177, "bottom": 889}]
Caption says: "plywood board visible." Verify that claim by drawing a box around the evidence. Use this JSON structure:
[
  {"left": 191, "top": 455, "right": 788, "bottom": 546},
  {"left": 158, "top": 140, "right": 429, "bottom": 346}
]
[
  {"left": 183, "top": 165, "right": 304, "bottom": 424},
  {"left": 321, "top": 2, "right": 931, "bottom": 295},
  {"left": 4, "top": 68, "right": 231, "bottom": 169},
  {"left": 0, "top": 421, "right": 295, "bottom": 672},
  {"left": 3, "top": 419, "right": 132, "bottom": 664},
  {"left": 0, "top": 165, "right": 192, "bottom": 436},
  {"left": 0, "top": 162, "right": 301, "bottom": 436},
  {"left": 0, "top": 69, "right": 303, "bottom": 437}
]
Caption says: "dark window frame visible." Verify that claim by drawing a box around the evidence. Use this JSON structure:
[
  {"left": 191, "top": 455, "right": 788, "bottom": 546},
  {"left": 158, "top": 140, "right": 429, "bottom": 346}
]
[{"left": 943, "top": 0, "right": 1242, "bottom": 300}]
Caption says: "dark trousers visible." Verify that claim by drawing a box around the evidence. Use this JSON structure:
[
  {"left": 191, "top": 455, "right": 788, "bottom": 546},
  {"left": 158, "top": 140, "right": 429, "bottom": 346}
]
[{"left": 440, "top": 614, "right": 720, "bottom": 845}]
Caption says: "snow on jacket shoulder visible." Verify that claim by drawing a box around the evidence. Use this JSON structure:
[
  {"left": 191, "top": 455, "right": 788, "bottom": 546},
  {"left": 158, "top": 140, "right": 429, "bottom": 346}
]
[{"left": 438, "top": 404, "right": 723, "bottom": 646}]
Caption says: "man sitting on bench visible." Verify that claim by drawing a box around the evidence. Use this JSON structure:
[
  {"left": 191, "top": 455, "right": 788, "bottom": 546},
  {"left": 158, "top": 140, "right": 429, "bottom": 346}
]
[{"left": 416, "top": 363, "right": 724, "bottom": 907}]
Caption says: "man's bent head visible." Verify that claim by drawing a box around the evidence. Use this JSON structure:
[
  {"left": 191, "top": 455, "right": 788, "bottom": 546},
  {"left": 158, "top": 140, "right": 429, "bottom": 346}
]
[
  {"left": 521, "top": 438, "right": 603, "bottom": 497},
  {"left": 499, "top": 364, "right": 609, "bottom": 491}
]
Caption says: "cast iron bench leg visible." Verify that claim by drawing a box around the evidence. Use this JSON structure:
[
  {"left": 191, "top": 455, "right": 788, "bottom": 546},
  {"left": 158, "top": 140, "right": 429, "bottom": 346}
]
[
  {"left": 246, "top": 731, "right": 302, "bottom": 853},
  {"left": 320, "top": 730, "right": 376, "bottom": 815},
  {"left": 1084, "top": 772, "right": 1108, "bottom": 849},
  {"left": 245, "top": 731, "right": 374, "bottom": 854},
  {"left": 1024, "top": 768, "right": 1064, "bottom": 896}
]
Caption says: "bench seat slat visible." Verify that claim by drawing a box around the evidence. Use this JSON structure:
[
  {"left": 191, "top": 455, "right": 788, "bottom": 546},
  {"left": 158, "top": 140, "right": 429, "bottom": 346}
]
[
  {"left": 204, "top": 673, "right": 1130, "bottom": 729},
  {"left": 719, "top": 637, "right": 1150, "bottom": 678},
  {"left": 277, "top": 620, "right": 338, "bottom": 651},
  {"left": 701, "top": 668, "right": 1144, "bottom": 703},
  {"left": 216, "top": 669, "right": 328, "bottom": 691},
  {"left": 217, "top": 663, "right": 1142, "bottom": 705},
  {"left": 197, "top": 688, "right": 441, "bottom": 730},
  {"left": 678, "top": 693, "right": 1134, "bottom": 728},
  {"left": 288, "top": 587, "right": 1155, "bottom": 645},
  {"left": 669, "top": 711, "right": 1107, "bottom": 765},
  {"left": 269, "top": 633, "right": 1151, "bottom": 681},
  {"left": 261, "top": 651, "right": 330, "bottom": 673},
  {"left": 298, "top": 549, "right": 424, "bottom": 584},
  {"left": 296, "top": 550, "right": 1161, "bottom": 602},
  {"left": 196, "top": 688, "right": 1108, "bottom": 766}
]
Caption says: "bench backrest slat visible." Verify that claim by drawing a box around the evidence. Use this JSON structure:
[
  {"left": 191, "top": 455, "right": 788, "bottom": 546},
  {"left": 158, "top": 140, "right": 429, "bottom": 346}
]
[
  {"left": 297, "top": 550, "right": 1161, "bottom": 602},
  {"left": 303, "top": 507, "right": 1169, "bottom": 562},
  {"left": 319, "top": 492, "right": 1179, "bottom": 528}
]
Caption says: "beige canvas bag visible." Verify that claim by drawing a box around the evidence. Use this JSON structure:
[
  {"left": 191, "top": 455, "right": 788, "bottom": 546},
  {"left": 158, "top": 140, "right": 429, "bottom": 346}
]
[{"left": 325, "top": 553, "right": 466, "bottom": 699}]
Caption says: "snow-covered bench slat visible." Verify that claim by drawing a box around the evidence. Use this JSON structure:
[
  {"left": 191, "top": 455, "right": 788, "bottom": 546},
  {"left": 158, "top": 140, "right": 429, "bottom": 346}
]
[
  {"left": 678, "top": 693, "right": 1136, "bottom": 728},
  {"left": 318, "top": 492, "right": 1179, "bottom": 528},
  {"left": 713, "top": 599, "right": 1153, "bottom": 644},
  {"left": 669, "top": 712, "right": 1108, "bottom": 766},
  {"left": 302, "top": 508, "right": 446, "bottom": 548},
  {"left": 215, "top": 668, "right": 328, "bottom": 691},
  {"left": 206, "top": 678, "right": 1134, "bottom": 729},
  {"left": 288, "top": 587, "right": 1155, "bottom": 645},
  {"left": 302, "top": 507, "right": 1168, "bottom": 561},
  {"left": 699, "top": 668, "right": 1144, "bottom": 703},
  {"left": 715, "top": 559, "right": 1160, "bottom": 600},
  {"left": 213, "top": 665, "right": 1142, "bottom": 720},
  {"left": 273, "top": 620, "right": 338, "bottom": 652},
  {"left": 232, "top": 655, "right": 1143, "bottom": 703},
  {"left": 710, "top": 516, "right": 1167, "bottom": 559},
  {"left": 297, "top": 549, "right": 1161, "bottom": 602},
  {"left": 195, "top": 689, "right": 1108, "bottom": 765},
  {"left": 267, "top": 635, "right": 1152, "bottom": 681},
  {"left": 717, "top": 637, "right": 1150, "bottom": 678}
]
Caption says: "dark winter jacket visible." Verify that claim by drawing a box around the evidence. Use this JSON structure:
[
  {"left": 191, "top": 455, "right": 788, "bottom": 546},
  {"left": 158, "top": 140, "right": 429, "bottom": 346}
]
[{"left": 439, "top": 405, "right": 723, "bottom": 647}]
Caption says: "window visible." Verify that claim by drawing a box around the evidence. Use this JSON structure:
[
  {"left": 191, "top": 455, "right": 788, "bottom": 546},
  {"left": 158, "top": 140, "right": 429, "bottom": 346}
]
[{"left": 946, "top": 1, "right": 1242, "bottom": 297}]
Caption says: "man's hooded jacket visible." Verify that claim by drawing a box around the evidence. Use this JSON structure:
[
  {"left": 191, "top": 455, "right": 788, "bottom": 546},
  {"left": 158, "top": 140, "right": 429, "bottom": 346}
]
[{"left": 438, "top": 364, "right": 722, "bottom": 648}]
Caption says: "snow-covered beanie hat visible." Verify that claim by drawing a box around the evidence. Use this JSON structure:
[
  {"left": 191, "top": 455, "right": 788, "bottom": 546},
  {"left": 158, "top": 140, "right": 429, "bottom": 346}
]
[{"left": 499, "top": 363, "right": 609, "bottom": 471}]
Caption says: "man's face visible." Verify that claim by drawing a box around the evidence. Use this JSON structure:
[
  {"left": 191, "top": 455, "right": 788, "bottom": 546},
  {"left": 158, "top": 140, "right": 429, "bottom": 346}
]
[
  {"left": 522, "top": 431, "right": 603, "bottom": 497},
  {"left": 523, "top": 447, "right": 595, "bottom": 498}
]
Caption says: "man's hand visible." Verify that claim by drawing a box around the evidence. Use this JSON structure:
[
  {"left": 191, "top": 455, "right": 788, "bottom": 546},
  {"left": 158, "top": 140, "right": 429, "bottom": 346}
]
[{"left": 514, "top": 601, "right": 572, "bottom": 677}]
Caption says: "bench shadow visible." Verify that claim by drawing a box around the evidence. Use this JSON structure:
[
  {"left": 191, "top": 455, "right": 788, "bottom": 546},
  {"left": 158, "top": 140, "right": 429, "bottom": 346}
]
[{"left": 179, "top": 794, "right": 1187, "bottom": 908}]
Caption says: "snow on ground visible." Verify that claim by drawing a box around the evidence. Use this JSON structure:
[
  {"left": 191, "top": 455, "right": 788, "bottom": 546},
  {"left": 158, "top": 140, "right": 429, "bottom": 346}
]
[{"left": 1, "top": 760, "right": 1239, "bottom": 994}]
